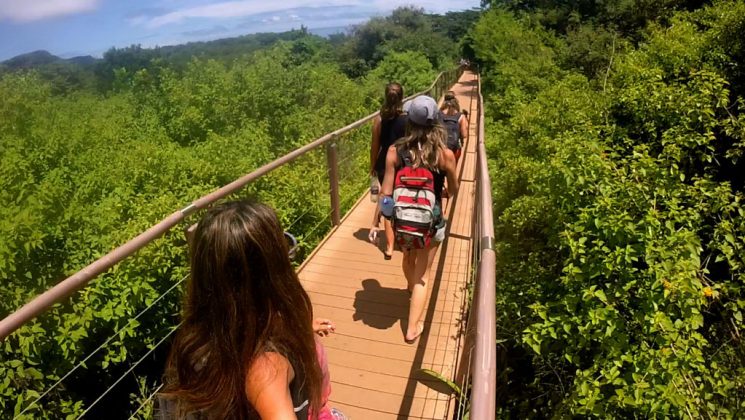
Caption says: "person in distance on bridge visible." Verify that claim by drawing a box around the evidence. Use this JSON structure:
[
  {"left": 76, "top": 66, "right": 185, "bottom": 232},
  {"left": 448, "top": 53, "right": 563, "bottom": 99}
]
[
  {"left": 380, "top": 95, "right": 459, "bottom": 343},
  {"left": 159, "top": 201, "right": 345, "bottom": 419},
  {"left": 440, "top": 91, "right": 469, "bottom": 165},
  {"left": 369, "top": 82, "right": 408, "bottom": 260}
]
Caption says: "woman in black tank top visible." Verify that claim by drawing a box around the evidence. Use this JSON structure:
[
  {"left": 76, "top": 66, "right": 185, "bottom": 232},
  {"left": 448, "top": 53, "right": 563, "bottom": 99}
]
[{"left": 369, "top": 82, "right": 406, "bottom": 259}]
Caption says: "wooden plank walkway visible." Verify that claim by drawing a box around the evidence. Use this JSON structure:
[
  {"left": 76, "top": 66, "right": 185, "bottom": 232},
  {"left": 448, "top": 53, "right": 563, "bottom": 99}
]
[{"left": 298, "top": 71, "right": 479, "bottom": 419}]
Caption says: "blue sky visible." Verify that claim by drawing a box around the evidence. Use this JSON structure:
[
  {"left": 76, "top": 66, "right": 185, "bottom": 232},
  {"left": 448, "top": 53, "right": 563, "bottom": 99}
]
[{"left": 0, "top": 0, "right": 481, "bottom": 61}]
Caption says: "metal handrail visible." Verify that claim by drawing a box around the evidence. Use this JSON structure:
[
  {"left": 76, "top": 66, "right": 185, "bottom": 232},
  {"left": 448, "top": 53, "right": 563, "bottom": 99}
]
[
  {"left": 0, "top": 67, "right": 464, "bottom": 341},
  {"left": 469, "top": 72, "right": 497, "bottom": 418}
]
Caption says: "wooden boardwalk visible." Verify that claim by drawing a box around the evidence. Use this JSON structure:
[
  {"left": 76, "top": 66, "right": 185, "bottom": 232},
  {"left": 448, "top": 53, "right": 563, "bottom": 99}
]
[{"left": 298, "top": 71, "right": 479, "bottom": 419}]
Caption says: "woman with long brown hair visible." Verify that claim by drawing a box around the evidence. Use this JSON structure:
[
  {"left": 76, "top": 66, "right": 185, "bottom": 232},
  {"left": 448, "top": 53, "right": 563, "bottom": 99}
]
[
  {"left": 369, "top": 82, "right": 408, "bottom": 259},
  {"left": 159, "top": 201, "right": 342, "bottom": 419},
  {"left": 380, "top": 95, "right": 459, "bottom": 343}
]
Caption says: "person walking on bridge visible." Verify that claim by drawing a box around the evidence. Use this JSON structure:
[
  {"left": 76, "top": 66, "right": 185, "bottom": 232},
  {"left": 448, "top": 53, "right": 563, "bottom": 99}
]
[
  {"left": 369, "top": 82, "right": 408, "bottom": 259},
  {"left": 440, "top": 91, "right": 469, "bottom": 165},
  {"left": 380, "top": 96, "right": 459, "bottom": 343}
]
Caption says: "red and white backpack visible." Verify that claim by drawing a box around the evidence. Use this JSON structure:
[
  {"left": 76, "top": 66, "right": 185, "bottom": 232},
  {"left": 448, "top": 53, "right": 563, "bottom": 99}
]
[{"left": 392, "top": 149, "right": 437, "bottom": 249}]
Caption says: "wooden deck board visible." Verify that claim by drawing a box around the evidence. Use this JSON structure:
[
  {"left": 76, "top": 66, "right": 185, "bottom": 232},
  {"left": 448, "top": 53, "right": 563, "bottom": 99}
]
[{"left": 298, "top": 72, "right": 479, "bottom": 419}]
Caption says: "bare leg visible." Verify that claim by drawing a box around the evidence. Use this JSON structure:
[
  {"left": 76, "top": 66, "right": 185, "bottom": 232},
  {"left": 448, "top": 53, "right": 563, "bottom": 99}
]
[
  {"left": 383, "top": 218, "right": 394, "bottom": 256},
  {"left": 426, "top": 241, "right": 440, "bottom": 278},
  {"left": 401, "top": 249, "right": 417, "bottom": 293},
  {"left": 406, "top": 248, "right": 430, "bottom": 341},
  {"left": 368, "top": 206, "right": 380, "bottom": 243}
]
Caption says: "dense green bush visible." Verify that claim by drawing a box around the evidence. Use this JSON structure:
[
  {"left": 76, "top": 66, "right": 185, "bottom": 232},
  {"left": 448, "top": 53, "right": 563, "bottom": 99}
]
[
  {"left": 472, "top": 2, "right": 745, "bottom": 417},
  {"left": 366, "top": 50, "right": 436, "bottom": 95}
]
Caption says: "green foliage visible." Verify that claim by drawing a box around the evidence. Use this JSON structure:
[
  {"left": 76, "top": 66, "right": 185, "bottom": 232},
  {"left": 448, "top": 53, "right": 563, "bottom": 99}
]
[
  {"left": 485, "top": 0, "right": 701, "bottom": 37},
  {"left": 471, "top": 0, "right": 745, "bottom": 417},
  {"left": 366, "top": 51, "right": 436, "bottom": 95},
  {"left": 470, "top": 8, "right": 561, "bottom": 118},
  {"left": 558, "top": 23, "right": 629, "bottom": 80},
  {"left": 91, "top": 29, "right": 313, "bottom": 91},
  {"left": 337, "top": 6, "right": 466, "bottom": 77}
]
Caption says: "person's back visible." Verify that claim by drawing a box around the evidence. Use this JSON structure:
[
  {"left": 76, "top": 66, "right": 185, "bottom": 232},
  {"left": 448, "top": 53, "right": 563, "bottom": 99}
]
[
  {"left": 370, "top": 82, "right": 407, "bottom": 259},
  {"left": 377, "top": 114, "right": 407, "bottom": 174},
  {"left": 379, "top": 95, "right": 459, "bottom": 343},
  {"left": 440, "top": 93, "right": 468, "bottom": 164},
  {"left": 442, "top": 111, "right": 462, "bottom": 151}
]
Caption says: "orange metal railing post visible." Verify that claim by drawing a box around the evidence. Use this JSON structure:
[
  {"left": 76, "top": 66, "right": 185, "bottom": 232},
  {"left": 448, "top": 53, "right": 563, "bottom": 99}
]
[{"left": 326, "top": 136, "right": 341, "bottom": 226}]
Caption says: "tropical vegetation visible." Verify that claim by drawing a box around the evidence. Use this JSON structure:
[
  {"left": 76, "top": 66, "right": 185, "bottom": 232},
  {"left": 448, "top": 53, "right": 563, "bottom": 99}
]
[{"left": 469, "top": 0, "right": 745, "bottom": 416}]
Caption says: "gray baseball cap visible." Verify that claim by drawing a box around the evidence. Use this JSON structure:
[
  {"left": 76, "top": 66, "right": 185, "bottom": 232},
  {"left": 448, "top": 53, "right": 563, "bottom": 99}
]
[{"left": 407, "top": 95, "right": 439, "bottom": 126}]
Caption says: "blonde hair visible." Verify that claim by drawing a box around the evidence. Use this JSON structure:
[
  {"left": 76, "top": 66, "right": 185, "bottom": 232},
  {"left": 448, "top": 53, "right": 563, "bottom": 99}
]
[{"left": 394, "top": 122, "right": 447, "bottom": 170}]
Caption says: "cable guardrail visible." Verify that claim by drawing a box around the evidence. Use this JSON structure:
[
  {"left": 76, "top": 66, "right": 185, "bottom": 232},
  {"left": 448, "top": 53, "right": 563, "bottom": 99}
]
[
  {"left": 1, "top": 66, "right": 464, "bottom": 418},
  {"left": 77, "top": 324, "right": 181, "bottom": 417},
  {"left": 14, "top": 273, "right": 189, "bottom": 418}
]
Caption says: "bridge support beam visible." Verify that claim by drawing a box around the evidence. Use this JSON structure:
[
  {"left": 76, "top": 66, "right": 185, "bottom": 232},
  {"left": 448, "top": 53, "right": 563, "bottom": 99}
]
[{"left": 326, "top": 137, "right": 341, "bottom": 226}]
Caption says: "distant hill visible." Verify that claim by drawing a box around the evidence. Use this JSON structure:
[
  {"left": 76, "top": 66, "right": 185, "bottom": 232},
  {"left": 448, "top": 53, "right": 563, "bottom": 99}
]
[
  {"left": 1, "top": 50, "right": 98, "bottom": 70},
  {"left": 3, "top": 50, "right": 61, "bottom": 69},
  {"left": 1, "top": 27, "right": 322, "bottom": 73},
  {"left": 67, "top": 55, "right": 98, "bottom": 66}
]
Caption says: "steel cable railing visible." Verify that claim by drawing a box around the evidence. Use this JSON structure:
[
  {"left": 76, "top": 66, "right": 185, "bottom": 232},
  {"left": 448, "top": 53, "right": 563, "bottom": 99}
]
[
  {"left": 76, "top": 324, "right": 181, "bottom": 417},
  {"left": 13, "top": 273, "right": 188, "bottom": 418}
]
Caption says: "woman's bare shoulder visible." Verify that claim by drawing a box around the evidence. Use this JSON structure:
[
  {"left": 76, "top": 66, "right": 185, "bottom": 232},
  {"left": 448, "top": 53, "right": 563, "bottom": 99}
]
[
  {"left": 246, "top": 351, "right": 294, "bottom": 393},
  {"left": 439, "top": 148, "right": 456, "bottom": 169},
  {"left": 245, "top": 351, "right": 295, "bottom": 418}
]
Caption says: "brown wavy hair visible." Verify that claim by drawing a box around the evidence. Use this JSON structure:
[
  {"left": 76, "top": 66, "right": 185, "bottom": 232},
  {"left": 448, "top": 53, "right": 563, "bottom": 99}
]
[
  {"left": 395, "top": 120, "right": 447, "bottom": 170},
  {"left": 162, "top": 201, "right": 321, "bottom": 418},
  {"left": 440, "top": 97, "right": 461, "bottom": 115},
  {"left": 380, "top": 82, "right": 404, "bottom": 120}
]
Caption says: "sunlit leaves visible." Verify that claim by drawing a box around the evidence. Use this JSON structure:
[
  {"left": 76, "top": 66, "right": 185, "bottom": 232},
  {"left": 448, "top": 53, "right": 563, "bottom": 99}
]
[{"left": 475, "top": 1, "right": 745, "bottom": 417}]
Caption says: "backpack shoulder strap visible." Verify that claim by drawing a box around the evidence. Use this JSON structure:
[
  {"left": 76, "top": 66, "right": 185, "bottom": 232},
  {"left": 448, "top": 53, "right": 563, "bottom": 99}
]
[{"left": 396, "top": 146, "right": 413, "bottom": 168}]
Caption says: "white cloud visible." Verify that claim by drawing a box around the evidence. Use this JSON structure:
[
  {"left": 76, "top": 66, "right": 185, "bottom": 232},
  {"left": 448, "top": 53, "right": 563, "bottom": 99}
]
[
  {"left": 0, "top": 0, "right": 98, "bottom": 22},
  {"left": 372, "top": 0, "right": 475, "bottom": 14},
  {"left": 140, "top": 0, "right": 353, "bottom": 28}
]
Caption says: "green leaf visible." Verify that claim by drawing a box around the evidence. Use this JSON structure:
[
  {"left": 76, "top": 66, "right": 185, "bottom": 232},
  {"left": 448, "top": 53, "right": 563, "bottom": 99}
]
[{"left": 418, "top": 369, "right": 461, "bottom": 395}]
